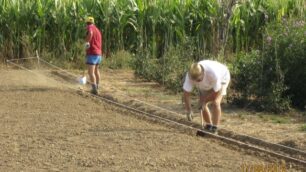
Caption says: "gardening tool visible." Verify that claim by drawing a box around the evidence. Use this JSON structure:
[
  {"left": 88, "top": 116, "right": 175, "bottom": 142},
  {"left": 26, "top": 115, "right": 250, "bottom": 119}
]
[{"left": 200, "top": 109, "right": 204, "bottom": 129}]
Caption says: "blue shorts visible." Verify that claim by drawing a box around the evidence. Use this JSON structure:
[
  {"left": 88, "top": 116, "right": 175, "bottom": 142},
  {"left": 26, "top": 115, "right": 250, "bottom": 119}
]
[{"left": 86, "top": 55, "right": 102, "bottom": 65}]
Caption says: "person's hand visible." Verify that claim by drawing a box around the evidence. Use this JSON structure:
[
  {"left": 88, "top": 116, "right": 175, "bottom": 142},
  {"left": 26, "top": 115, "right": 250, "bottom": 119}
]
[
  {"left": 186, "top": 111, "right": 193, "bottom": 121},
  {"left": 85, "top": 42, "right": 90, "bottom": 49}
]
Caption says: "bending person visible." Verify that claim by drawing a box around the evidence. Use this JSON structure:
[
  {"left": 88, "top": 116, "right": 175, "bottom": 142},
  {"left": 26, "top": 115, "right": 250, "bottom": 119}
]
[{"left": 183, "top": 60, "right": 230, "bottom": 133}]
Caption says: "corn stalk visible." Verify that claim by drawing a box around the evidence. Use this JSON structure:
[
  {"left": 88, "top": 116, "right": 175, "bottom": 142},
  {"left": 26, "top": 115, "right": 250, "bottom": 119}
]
[{"left": 0, "top": 0, "right": 304, "bottom": 62}]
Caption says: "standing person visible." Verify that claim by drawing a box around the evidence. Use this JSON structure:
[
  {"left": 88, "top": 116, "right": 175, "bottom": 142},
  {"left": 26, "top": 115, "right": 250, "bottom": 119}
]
[
  {"left": 182, "top": 60, "right": 230, "bottom": 133},
  {"left": 85, "top": 16, "right": 102, "bottom": 95}
]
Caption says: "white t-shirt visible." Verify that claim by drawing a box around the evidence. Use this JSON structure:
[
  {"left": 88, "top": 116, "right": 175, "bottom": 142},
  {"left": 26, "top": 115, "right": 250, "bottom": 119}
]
[{"left": 183, "top": 60, "right": 230, "bottom": 93}]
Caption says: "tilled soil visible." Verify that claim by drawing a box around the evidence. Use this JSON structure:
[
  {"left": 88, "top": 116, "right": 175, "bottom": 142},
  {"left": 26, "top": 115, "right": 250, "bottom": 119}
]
[
  {"left": 0, "top": 69, "right": 300, "bottom": 171},
  {"left": 101, "top": 69, "right": 306, "bottom": 151}
]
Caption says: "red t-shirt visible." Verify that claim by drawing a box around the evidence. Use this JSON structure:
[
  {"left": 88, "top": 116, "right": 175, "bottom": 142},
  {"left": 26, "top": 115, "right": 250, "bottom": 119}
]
[{"left": 86, "top": 24, "right": 102, "bottom": 55}]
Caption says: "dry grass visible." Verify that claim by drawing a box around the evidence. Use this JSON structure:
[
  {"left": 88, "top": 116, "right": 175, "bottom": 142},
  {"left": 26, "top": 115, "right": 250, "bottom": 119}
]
[{"left": 240, "top": 162, "right": 286, "bottom": 172}]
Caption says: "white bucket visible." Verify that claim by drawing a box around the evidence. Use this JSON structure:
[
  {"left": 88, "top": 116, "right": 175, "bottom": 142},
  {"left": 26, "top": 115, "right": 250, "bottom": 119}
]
[{"left": 79, "top": 76, "right": 87, "bottom": 85}]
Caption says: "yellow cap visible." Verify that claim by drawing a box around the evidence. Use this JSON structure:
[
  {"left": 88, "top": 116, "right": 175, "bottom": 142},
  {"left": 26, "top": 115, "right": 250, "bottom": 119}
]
[
  {"left": 189, "top": 63, "right": 203, "bottom": 80},
  {"left": 86, "top": 16, "right": 94, "bottom": 23}
]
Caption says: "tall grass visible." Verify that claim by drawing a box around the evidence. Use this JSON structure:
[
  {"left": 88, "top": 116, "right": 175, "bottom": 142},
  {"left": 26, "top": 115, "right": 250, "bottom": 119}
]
[{"left": 229, "top": 0, "right": 305, "bottom": 53}]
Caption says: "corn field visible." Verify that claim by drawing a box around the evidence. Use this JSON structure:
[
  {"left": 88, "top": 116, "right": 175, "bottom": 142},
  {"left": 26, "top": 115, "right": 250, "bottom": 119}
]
[{"left": 0, "top": 0, "right": 304, "bottom": 61}]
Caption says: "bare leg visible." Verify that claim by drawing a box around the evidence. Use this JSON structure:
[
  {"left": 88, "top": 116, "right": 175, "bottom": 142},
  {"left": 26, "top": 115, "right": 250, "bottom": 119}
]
[
  {"left": 200, "top": 93, "right": 212, "bottom": 126},
  {"left": 94, "top": 65, "right": 100, "bottom": 87},
  {"left": 211, "top": 95, "right": 223, "bottom": 126},
  {"left": 88, "top": 65, "right": 96, "bottom": 85},
  {"left": 88, "top": 65, "right": 98, "bottom": 94},
  {"left": 202, "top": 102, "right": 212, "bottom": 125}
]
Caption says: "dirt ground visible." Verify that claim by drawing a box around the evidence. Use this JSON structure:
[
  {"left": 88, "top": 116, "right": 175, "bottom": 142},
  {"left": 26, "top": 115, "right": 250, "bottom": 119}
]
[
  {"left": 0, "top": 68, "right": 301, "bottom": 171},
  {"left": 100, "top": 68, "right": 306, "bottom": 152}
]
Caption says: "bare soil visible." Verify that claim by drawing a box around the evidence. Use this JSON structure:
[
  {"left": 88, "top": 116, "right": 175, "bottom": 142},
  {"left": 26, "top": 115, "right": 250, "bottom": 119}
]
[{"left": 0, "top": 68, "right": 302, "bottom": 171}]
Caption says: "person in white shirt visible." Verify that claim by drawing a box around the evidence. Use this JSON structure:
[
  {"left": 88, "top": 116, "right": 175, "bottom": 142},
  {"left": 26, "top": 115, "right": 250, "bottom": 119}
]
[{"left": 183, "top": 60, "right": 230, "bottom": 133}]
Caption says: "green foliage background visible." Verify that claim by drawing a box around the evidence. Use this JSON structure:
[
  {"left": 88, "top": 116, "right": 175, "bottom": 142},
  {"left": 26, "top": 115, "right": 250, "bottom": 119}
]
[{"left": 0, "top": 0, "right": 305, "bottom": 112}]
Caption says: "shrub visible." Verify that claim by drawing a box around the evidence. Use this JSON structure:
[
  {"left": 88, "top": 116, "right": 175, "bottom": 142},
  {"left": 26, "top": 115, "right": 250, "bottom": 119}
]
[
  {"left": 133, "top": 49, "right": 160, "bottom": 81},
  {"left": 265, "top": 19, "right": 306, "bottom": 109},
  {"left": 231, "top": 50, "right": 263, "bottom": 107},
  {"left": 232, "top": 18, "right": 305, "bottom": 112},
  {"left": 157, "top": 47, "right": 192, "bottom": 93},
  {"left": 232, "top": 49, "right": 291, "bottom": 112},
  {"left": 133, "top": 46, "right": 193, "bottom": 93},
  {"left": 103, "top": 50, "right": 133, "bottom": 69}
]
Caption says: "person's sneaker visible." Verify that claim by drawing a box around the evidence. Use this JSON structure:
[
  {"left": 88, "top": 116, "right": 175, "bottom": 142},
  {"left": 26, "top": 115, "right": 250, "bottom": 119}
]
[
  {"left": 90, "top": 89, "right": 98, "bottom": 95},
  {"left": 203, "top": 124, "right": 213, "bottom": 131},
  {"left": 211, "top": 126, "right": 218, "bottom": 134}
]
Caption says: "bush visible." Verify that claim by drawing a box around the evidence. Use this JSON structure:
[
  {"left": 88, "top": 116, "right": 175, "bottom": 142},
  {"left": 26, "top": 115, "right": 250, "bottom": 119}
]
[
  {"left": 157, "top": 47, "right": 192, "bottom": 92},
  {"left": 265, "top": 19, "right": 306, "bottom": 109},
  {"left": 232, "top": 18, "right": 305, "bottom": 112},
  {"left": 231, "top": 50, "right": 262, "bottom": 106},
  {"left": 103, "top": 50, "right": 133, "bottom": 69},
  {"left": 232, "top": 49, "right": 291, "bottom": 113},
  {"left": 133, "top": 46, "right": 193, "bottom": 93},
  {"left": 133, "top": 49, "right": 160, "bottom": 81}
]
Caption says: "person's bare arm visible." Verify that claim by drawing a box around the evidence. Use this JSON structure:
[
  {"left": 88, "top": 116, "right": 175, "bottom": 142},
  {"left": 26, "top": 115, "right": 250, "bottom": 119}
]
[
  {"left": 183, "top": 91, "right": 192, "bottom": 113},
  {"left": 85, "top": 30, "right": 93, "bottom": 49},
  {"left": 86, "top": 30, "right": 93, "bottom": 42}
]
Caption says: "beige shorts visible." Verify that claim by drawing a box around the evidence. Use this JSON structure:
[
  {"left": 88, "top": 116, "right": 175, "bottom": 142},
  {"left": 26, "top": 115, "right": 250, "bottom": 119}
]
[{"left": 199, "top": 82, "right": 230, "bottom": 97}]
